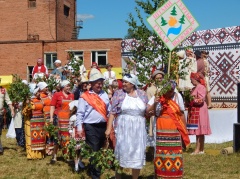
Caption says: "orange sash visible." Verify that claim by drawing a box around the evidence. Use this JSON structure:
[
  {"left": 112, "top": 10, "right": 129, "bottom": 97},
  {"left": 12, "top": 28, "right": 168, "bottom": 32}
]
[
  {"left": 81, "top": 91, "right": 108, "bottom": 122},
  {"left": 162, "top": 97, "right": 190, "bottom": 148}
]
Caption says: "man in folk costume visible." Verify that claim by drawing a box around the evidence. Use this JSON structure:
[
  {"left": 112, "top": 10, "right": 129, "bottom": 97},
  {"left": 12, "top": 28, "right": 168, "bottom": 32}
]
[
  {"left": 103, "top": 63, "right": 116, "bottom": 81},
  {"left": 0, "top": 87, "right": 15, "bottom": 154},
  {"left": 32, "top": 58, "right": 49, "bottom": 79},
  {"left": 76, "top": 68, "right": 110, "bottom": 179}
]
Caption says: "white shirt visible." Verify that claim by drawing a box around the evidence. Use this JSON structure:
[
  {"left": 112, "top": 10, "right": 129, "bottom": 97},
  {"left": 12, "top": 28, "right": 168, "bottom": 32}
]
[{"left": 103, "top": 70, "right": 116, "bottom": 80}]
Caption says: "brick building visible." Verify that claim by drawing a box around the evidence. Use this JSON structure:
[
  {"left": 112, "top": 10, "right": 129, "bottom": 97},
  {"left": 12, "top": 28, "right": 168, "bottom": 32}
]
[{"left": 0, "top": 0, "right": 122, "bottom": 81}]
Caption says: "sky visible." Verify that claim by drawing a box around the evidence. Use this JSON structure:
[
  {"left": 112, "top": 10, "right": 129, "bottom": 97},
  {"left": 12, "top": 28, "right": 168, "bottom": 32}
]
[{"left": 77, "top": 0, "right": 240, "bottom": 39}]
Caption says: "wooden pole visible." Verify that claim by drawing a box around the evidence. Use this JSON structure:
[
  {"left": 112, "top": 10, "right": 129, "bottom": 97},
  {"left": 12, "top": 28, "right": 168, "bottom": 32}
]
[{"left": 167, "top": 51, "right": 172, "bottom": 76}]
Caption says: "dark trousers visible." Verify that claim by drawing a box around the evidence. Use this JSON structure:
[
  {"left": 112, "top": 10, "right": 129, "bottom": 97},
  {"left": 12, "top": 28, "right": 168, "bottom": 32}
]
[
  {"left": 84, "top": 122, "right": 106, "bottom": 179},
  {"left": 0, "top": 115, "right": 3, "bottom": 151}
]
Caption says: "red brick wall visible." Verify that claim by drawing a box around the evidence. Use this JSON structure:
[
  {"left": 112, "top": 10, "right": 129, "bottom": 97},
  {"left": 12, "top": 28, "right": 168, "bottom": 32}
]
[
  {"left": 56, "top": 0, "right": 76, "bottom": 40},
  {"left": 0, "top": 39, "right": 122, "bottom": 80},
  {"left": 44, "top": 39, "right": 122, "bottom": 70},
  {"left": 0, "top": 42, "right": 43, "bottom": 79},
  {"left": 0, "top": 0, "right": 75, "bottom": 41}
]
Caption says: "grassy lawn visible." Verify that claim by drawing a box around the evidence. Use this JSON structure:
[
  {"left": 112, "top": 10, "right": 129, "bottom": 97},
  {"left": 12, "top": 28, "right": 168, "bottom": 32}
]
[{"left": 0, "top": 129, "right": 239, "bottom": 179}]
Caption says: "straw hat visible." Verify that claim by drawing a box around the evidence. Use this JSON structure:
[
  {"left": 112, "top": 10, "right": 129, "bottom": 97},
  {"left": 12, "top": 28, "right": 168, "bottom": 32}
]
[
  {"left": 151, "top": 70, "right": 165, "bottom": 79},
  {"left": 88, "top": 68, "right": 105, "bottom": 82},
  {"left": 80, "top": 76, "right": 88, "bottom": 83},
  {"left": 105, "top": 63, "right": 113, "bottom": 68}
]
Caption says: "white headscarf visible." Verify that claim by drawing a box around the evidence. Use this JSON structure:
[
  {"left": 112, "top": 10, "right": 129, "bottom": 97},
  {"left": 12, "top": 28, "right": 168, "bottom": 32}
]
[
  {"left": 37, "top": 82, "right": 48, "bottom": 90},
  {"left": 123, "top": 74, "right": 140, "bottom": 88},
  {"left": 60, "top": 80, "right": 70, "bottom": 88},
  {"left": 33, "top": 87, "right": 40, "bottom": 95}
]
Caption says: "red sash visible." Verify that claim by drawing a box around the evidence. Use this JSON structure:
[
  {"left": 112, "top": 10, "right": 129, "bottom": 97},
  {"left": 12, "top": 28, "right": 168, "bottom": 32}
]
[
  {"left": 161, "top": 97, "right": 191, "bottom": 148},
  {"left": 81, "top": 91, "right": 108, "bottom": 122}
]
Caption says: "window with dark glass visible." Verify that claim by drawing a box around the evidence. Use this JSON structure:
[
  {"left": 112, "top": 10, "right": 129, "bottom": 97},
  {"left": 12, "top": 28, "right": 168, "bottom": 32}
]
[
  {"left": 64, "top": 5, "right": 70, "bottom": 17},
  {"left": 28, "top": 0, "right": 36, "bottom": 8}
]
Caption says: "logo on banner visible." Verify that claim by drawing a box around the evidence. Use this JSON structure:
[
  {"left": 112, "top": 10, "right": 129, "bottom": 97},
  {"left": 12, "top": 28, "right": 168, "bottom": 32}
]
[{"left": 147, "top": 0, "right": 199, "bottom": 51}]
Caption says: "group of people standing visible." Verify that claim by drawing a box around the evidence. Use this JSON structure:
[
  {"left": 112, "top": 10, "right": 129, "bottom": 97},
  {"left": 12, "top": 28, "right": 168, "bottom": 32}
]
[{"left": 0, "top": 50, "right": 212, "bottom": 179}]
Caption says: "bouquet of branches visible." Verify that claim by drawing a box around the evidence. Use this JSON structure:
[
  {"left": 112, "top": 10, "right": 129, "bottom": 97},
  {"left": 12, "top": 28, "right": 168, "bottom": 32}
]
[{"left": 8, "top": 74, "right": 31, "bottom": 104}]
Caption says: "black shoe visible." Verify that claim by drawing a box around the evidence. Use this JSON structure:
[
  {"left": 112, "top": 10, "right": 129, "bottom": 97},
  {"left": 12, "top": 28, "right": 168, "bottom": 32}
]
[
  {"left": 78, "top": 161, "right": 85, "bottom": 169},
  {"left": 50, "top": 158, "right": 57, "bottom": 164},
  {"left": 0, "top": 149, "right": 3, "bottom": 155}
]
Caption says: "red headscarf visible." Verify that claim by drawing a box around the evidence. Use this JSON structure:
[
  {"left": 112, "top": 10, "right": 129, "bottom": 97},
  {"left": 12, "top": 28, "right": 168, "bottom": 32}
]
[{"left": 190, "top": 72, "right": 205, "bottom": 86}]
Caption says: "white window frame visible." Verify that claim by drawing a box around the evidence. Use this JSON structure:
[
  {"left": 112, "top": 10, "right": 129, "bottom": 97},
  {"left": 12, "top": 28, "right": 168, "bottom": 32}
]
[
  {"left": 91, "top": 51, "right": 108, "bottom": 67},
  {"left": 44, "top": 53, "right": 57, "bottom": 69}
]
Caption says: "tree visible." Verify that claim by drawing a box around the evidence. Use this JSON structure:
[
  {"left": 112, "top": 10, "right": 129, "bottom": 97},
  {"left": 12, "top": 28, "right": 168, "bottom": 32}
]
[
  {"left": 125, "top": 0, "right": 179, "bottom": 85},
  {"left": 170, "top": 6, "right": 177, "bottom": 16},
  {"left": 161, "top": 16, "right": 167, "bottom": 26},
  {"left": 179, "top": 15, "right": 185, "bottom": 24}
]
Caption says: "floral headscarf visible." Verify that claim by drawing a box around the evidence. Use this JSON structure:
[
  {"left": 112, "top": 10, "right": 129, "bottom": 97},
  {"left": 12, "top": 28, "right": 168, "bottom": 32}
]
[{"left": 190, "top": 72, "right": 205, "bottom": 86}]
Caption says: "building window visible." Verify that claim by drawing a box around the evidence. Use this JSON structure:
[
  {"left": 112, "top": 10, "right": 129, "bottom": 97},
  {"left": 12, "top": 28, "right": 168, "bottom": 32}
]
[
  {"left": 28, "top": 0, "right": 36, "bottom": 8},
  {"left": 64, "top": 5, "right": 70, "bottom": 17},
  {"left": 45, "top": 53, "right": 57, "bottom": 69},
  {"left": 73, "top": 51, "right": 83, "bottom": 61},
  {"left": 91, "top": 51, "right": 107, "bottom": 66}
]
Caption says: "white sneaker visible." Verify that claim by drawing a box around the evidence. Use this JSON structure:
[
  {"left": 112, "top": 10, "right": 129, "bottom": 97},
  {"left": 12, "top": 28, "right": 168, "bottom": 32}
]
[{"left": 199, "top": 151, "right": 205, "bottom": 154}]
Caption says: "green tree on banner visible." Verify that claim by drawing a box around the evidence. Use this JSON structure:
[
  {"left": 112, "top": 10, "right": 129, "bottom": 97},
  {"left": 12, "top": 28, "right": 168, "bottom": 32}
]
[
  {"left": 179, "top": 15, "right": 185, "bottom": 24},
  {"left": 170, "top": 6, "right": 177, "bottom": 16},
  {"left": 161, "top": 16, "right": 168, "bottom": 26}
]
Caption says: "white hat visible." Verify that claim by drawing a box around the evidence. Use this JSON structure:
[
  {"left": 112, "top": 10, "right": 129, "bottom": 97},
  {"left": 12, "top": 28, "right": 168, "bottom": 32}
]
[
  {"left": 54, "top": 59, "right": 61, "bottom": 64},
  {"left": 68, "top": 100, "right": 78, "bottom": 110},
  {"left": 81, "top": 76, "right": 88, "bottom": 83},
  {"left": 33, "top": 87, "right": 40, "bottom": 95},
  {"left": 60, "top": 80, "right": 70, "bottom": 88},
  {"left": 29, "top": 83, "right": 37, "bottom": 94},
  {"left": 37, "top": 82, "right": 48, "bottom": 90},
  {"left": 176, "top": 50, "right": 186, "bottom": 59},
  {"left": 123, "top": 74, "right": 140, "bottom": 88},
  {"left": 88, "top": 68, "right": 104, "bottom": 82},
  {"left": 22, "top": 80, "right": 28, "bottom": 85}
]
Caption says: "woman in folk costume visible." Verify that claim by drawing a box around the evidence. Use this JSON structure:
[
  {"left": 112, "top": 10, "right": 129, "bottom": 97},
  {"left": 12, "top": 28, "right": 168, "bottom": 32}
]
[
  {"left": 150, "top": 80, "right": 190, "bottom": 179},
  {"left": 50, "top": 80, "right": 74, "bottom": 163},
  {"left": 105, "top": 73, "right": 148, "bottom": 179},
  {"left": 32, "top": 58, "right": 49, "bottom": 79},
  {"left": 37, "top": 82, "right": 53, "bottom": 155},
  {"left": 177, "top": 49, "right": 197, "bottom": 91},
  {"left": 23, "top": 86, "right": 46, "bottom": 159},
  {"left": 187, "top": 73, "right": 211, "bottom": 155}
]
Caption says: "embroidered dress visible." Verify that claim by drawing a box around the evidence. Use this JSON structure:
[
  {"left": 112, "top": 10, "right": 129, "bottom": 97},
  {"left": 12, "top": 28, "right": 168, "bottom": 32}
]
[
  {"left": 187, "top": 84, "right": 212, "bottom": 135},
  {"left": 114, "top": 92, "right": 147, "bottom": 169},
  {"left": 25, "top": 98, "right": 45, "bottom": 159},
  {"left": 155, "top": 98, "right": 190, "bottom": 178},
  {"left": 40, "top": 92, "right": 54, "bottom": 155},
  {"left": 58, "top": 99, "right": 72, "bottom": 155}
]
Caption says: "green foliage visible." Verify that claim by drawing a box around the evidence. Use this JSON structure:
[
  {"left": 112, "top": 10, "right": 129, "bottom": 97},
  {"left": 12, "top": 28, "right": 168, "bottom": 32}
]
[
  {"left": 8, "top": 74, "right": 31, "bottom": 103},
  {"left": 64, "top": 138, "right": 120, "bottom": 176},
  {"left": 179, "top": 15, "right": 185, "bottom": 24},
  {"left": 44, "top": 123, "right": 59, "bottom": 144},
  {"left": 45, "top": 76, "right": 59, "bottom": 93},
  {"left": 66, "top": 51, "right": 83, "bottom": 89},
  {"left": 125, "top": 0, "right": 180, "bottom": 85},
  {"left": 161, "top": 16, "right": 167, "bottom": 26},
  {"left": 170, "top": 6, "right": 177, "bottom": 16},
  {"left": 182, "top": 89, "right": 194, "bottom": 107}
]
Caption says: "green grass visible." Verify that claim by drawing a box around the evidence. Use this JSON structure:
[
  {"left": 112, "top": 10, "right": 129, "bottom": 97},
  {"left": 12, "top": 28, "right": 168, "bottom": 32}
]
[{"left": 0, "top": 129, "right": 239, "bottom": 179}]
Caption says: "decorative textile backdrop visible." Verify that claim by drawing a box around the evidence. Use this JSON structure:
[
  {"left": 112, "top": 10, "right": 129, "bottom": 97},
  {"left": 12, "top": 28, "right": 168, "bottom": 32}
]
[{"left": 121, "top": 26, "right": 240, "bottom": 108}]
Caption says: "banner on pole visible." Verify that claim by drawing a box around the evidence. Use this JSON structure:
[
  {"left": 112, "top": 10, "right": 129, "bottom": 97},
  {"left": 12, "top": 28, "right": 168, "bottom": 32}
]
[{"left": 147, "top": 0, "right": 199, "bottom": 51}]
